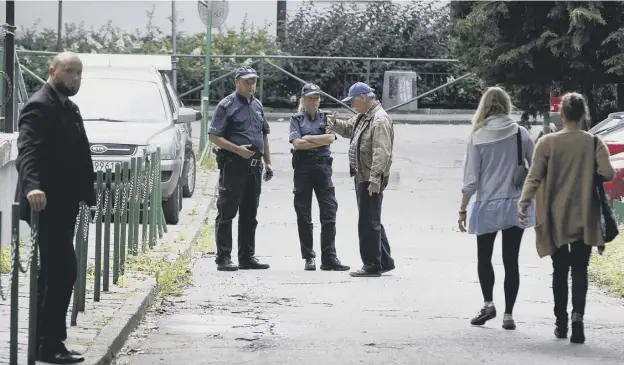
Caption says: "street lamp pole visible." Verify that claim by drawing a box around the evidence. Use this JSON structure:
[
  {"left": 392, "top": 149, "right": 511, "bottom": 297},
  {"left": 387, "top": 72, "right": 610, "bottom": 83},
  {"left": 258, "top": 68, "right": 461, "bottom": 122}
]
[
  {"left": 171, "top": 0, "right": 178, "bottom": 91},
  {"left": 57, "top": 0, "right": 63, "bottom": 52},
  {"left": 199, "top": 1, "right": 213, "bottom": 153}
]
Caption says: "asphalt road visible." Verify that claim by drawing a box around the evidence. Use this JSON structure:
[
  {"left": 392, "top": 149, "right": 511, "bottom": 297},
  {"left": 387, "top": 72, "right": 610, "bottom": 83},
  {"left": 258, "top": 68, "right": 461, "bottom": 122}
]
[{"left": 114, "top": 124, "right": 624, "bottom": 365}]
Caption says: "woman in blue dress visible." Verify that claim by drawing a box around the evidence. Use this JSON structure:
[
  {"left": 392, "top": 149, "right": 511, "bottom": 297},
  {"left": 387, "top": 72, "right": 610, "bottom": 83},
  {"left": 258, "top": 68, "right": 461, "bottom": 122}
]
[{"left": 457, "top": 86, "right": 536, "bottom": 330}]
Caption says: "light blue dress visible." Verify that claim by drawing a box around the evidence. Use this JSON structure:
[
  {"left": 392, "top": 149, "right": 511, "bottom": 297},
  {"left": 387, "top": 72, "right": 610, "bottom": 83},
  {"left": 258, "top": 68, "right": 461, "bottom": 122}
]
[{"left": 462, "top": 117, "right": 536, "bottom": 235}]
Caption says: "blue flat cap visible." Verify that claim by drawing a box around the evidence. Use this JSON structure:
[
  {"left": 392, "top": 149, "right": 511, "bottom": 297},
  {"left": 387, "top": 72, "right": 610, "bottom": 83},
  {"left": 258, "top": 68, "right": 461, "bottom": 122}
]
[
  {"left": 235, "top": 66, "right": 258, "bottom": 79},
  {"left": 341, "top": 82, "right": 374, "bottom": 102}
]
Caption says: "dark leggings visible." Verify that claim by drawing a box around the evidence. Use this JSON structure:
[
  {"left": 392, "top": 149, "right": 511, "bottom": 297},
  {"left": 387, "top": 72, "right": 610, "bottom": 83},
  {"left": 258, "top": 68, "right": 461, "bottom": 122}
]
[
  {"left": 551, "top": 241, "right": 592, "bottom": 321},
  {"left": 476, "top": 226, "right": 524, "bottom": 314}
]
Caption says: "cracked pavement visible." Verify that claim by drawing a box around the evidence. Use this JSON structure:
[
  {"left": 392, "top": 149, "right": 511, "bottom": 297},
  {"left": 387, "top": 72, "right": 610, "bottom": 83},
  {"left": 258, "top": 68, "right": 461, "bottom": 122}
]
[{"left": 113, "top": 124, "right": 624, "bottom": 365}]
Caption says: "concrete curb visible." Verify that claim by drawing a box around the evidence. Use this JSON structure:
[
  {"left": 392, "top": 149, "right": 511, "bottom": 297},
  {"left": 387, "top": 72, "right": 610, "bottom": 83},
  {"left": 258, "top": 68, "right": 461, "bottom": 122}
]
[{"left": 82, "top": 171, "right": 219, "bottom": 365}]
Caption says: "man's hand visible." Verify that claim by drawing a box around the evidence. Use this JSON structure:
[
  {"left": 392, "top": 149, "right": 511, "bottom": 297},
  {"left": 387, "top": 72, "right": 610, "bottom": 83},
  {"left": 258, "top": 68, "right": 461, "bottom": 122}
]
[
  {"left": 237, "top": 144, "right": 255, "bottom": 159},
  {"left": 263, "top": 164, "right": 274, "bottom": 182},
  {"left": 368, "top": 182, "right": 380, "bottom": 196},
  {"left": 326, "top": 112, "right": 337, "bottom": 130},
  {"left": 27, "top": 189, "right": 47, "bottom": 211}
]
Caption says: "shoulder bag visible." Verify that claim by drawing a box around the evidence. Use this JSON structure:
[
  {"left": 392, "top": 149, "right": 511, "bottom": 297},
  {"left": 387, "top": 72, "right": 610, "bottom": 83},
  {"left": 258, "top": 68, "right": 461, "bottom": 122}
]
[
  {"left": 593, "top": 136, "right": 619, "bottom": 243},
  {"left": 513, "top": 128, "right": 528, "bottom": 188}
]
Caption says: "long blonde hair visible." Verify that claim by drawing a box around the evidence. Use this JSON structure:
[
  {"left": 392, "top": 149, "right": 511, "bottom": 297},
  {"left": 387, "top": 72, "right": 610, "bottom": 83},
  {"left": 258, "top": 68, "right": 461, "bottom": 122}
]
[
  {"left": 298, "top": 97, "right": 306, "bottom": 113},
  {"left": 471, "top": 87, "right": 512, "bottom": 131}
]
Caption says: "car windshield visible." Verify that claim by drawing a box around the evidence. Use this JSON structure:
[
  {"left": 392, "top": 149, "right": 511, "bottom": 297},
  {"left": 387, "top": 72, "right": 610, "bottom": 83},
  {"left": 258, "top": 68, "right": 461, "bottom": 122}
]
[
  {"left": 69, "top": 78, "right": 167, "bottom": 122},
  {"left": 588, "top": 116, "right": 624, "bottom": 135}
]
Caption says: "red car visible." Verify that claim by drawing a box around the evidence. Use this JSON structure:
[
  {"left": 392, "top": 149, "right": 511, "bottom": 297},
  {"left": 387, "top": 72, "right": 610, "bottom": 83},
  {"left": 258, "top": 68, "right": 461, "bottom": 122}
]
[{"left": 589, "top": 112, "right": 624, "bottom": 203}]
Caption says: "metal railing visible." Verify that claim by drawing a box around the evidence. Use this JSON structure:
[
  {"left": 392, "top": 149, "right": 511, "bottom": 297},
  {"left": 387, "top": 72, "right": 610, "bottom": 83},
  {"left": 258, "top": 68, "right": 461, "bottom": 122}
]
[{"left": 0, "top": 148, "right": 166, "bottom": 365}]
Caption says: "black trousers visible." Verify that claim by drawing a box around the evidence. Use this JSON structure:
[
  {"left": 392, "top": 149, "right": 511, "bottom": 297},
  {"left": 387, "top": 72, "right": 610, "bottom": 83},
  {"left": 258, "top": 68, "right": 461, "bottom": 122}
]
[
  {"left": 355, "top": 177, "right": 394, "bottom": 273},
  {"left": 215, "top": 155, "right": 262, "bottom": 263},
  {"left": 293, "top": 160, "right": 338, "bottom": 263},
  {"left": 551, "top": 241, "right": 592, "bottom": 321},
  {"left": 35, "top": 205, "right": 79, "bottom": 347}
]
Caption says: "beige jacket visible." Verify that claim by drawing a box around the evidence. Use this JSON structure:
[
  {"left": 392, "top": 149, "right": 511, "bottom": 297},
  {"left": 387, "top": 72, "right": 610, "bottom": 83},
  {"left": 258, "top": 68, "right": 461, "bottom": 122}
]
[
  {"left": 518, "top": 131, "right": 616, "bottom": 258},
  {"left": 332, "top": 102, "right": 394, "bottom": 185}
]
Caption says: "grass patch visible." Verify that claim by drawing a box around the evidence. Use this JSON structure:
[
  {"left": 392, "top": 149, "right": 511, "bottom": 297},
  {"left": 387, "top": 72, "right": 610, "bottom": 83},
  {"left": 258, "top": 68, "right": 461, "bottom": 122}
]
[
  {"left": 195, "top": 225, "right": 215, "bottom": 255},
  {"left": 588, "top": 237, "right": 624, "bottom": 297},
  {"left": 0, "top": 245, "right": 10, "bottom": 274},
  {"left": 201, "top": 152, "right": 217, "bottom": 171},
  {"left": 124, "top": 245, "right": 192, "bottom": 297}
]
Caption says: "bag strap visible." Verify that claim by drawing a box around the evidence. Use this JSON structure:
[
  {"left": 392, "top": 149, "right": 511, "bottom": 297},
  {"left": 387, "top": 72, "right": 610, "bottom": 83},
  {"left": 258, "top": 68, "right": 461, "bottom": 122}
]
[{"left": 516, "top": 128, "right": 522, "bottom": 166}]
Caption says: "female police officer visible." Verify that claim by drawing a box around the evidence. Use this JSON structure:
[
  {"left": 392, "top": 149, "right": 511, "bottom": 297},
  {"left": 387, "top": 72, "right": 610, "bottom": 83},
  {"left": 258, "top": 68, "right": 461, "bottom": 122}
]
[{"left": 289, "top": 83, "right": 350, "bottom": 271}]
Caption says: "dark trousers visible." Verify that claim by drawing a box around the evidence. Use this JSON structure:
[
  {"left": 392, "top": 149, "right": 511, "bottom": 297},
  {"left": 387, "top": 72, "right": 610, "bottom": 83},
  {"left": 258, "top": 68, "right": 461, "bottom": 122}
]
[
  {"left": 476, "top": 226, "right": 524, "bottom": 314},
  {"left": 355, "top": 177, "right": 394, "bottom": 273},
  {"left": 551, "top": 241, "right": 592, "bottom": 321},
  {"left": 35, "top": 207, "right": 78, "bottom": 348},
  {"left": 293, "top": 161, "right": 338, "bottom": 263},
  {"left": 215, "top": 156, "right": 262, "bottom": 263}
]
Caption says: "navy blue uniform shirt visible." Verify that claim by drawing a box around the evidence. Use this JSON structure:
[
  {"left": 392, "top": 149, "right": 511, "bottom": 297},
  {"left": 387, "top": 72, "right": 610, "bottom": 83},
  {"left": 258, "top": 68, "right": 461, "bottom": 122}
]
[
  {"left": 289, "top": 110, "right": 331, "bottom": 157},
  {"left": 209, "top": 92, "right": 270, "bottom": 154}
]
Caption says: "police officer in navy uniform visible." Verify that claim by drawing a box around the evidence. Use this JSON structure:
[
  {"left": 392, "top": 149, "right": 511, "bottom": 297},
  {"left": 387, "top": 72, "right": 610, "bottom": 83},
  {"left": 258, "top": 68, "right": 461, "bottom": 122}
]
[
  {"left": 289, "top": 83, "right": 350, "bottom": 271},
  {"left": 208, "top": 66, "right": 273, "bottom": 271}
]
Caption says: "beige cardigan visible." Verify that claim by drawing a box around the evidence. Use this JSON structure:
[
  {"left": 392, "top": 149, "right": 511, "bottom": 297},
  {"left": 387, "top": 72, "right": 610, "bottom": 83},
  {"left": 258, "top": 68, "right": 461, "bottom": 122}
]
[{"left": 518, "top": 131, "right": 616, "bottom": 258}]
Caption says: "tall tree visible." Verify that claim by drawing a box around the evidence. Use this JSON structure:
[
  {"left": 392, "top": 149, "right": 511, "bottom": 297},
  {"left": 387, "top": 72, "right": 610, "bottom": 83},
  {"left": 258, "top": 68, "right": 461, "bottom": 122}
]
[{"left": 451, "top": 1, "right": 624, "bottom": 124}]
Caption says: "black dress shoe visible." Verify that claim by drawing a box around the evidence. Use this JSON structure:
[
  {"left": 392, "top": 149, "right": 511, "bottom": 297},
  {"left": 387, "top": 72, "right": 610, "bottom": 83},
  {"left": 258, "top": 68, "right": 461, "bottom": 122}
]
[
  {"left": 239, "top": 257, "right": 270, "bottom": 270},
  {"left": 349, "top": 268, "right": 381, "bottom": 277},
  {"left": 320, "top": 258, "right": 350, "bottom": 271},
  {"left": 217, "top": 259, "right": 239, "bottom": 271},
  {"left": 38, "top": 348, "right": 84, "bottom": 364},
  {"left": 304, "top": 258, "right": 316, "bottom": 271}
]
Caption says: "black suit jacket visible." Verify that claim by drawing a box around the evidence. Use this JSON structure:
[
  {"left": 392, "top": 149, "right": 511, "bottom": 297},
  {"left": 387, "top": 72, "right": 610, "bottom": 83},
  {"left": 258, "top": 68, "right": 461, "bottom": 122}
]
[{"left": 14, "top": 83, "right": 96, "bottom": 222}]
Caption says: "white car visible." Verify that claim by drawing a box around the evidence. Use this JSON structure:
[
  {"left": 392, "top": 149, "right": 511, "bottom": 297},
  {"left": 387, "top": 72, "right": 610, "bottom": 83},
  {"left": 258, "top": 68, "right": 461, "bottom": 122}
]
[{"left": 69, "top": 65, "right": 199, "bottom": 225}]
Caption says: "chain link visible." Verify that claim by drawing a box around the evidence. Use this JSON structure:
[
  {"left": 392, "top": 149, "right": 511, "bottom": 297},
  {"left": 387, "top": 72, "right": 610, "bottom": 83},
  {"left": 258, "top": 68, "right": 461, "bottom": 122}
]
[
  {"left": 0, "top": 219, "right": 39, "bottom": 301},
  {"left": 140, "top": 167, "right": 149, "bottom": 202},
  {"left": 112, "top": 179, "right": 121, "bottom": 214}
]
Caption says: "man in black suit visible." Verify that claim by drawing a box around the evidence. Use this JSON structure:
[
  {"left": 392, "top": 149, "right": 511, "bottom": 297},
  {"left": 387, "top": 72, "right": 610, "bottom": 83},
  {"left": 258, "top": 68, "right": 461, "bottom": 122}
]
[{"left": 15, "top": 51, "right": 95, "bottom": 364}]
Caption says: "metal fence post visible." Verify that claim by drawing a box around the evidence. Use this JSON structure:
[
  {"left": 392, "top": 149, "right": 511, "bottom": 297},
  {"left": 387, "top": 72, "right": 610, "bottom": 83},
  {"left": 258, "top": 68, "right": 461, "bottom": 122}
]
[
  {"left": 10, "top": 203, "right": 20, "bottom": 365},
  {"left": 103, "top": 169, "right": 112, "bottom": 292},
  {"left": 149, "top": 151, "right": 158, "bottom": 248},
  {"left": 133, "top": 157, "right": 143, "bottom": 253},
  {"left": 141, "top": 156, "right": 151, "bottom": 251},
  {"left": 128, "top": 158, "right": 138, "bottom": 255},
  {"left": 259, "top": 57, "right": 264, "bottom": 102},
  {"left": 78, "top": 204, "right": 89, "bottom": 312},
  {"left": 120, "top": 162, "right": 130, "bottom": 274},
  {"left": 156, "top": 148, "right": 166, "bottom": 236},
  {"left": 94, "top": 171, "right": 103, "bottom": 301},
  {"left": 113, "top": 163, "right": 121, "bottom": 284},
  {"left": 27, "top": 210, "right": 39, "bottom": 365}
]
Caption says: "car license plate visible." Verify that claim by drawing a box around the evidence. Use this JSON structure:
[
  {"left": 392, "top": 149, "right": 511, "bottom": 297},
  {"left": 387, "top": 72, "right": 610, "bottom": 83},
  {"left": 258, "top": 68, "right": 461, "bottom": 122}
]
[{"left": 93, "top": 160, "right": 120, "bottom": 172}]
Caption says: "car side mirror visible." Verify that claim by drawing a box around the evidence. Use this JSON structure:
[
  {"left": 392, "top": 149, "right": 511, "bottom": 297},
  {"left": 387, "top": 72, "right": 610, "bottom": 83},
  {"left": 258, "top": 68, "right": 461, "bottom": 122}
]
[{"left": 176, "top": 107, "right": 202, "bottom": 124}]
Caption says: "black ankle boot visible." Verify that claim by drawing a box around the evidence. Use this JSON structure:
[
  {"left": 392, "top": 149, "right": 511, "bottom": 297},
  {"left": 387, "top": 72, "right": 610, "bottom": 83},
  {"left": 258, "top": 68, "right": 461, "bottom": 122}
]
[
  {"left": 570, "top": 313, "right": 585, "bottom": 344},
  {"left": 554, "top": 319, "right": 568, "bottom": 339}
]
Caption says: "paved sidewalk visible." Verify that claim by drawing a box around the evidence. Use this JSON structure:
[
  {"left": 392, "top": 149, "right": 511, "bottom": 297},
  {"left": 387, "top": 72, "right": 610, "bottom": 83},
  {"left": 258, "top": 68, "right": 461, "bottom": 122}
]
[
  {"left": 0, "top": 166, "right": 218, "bottom": 365},
  {"left": 113, "top": 124, "right": 624, "bottom": 365}
]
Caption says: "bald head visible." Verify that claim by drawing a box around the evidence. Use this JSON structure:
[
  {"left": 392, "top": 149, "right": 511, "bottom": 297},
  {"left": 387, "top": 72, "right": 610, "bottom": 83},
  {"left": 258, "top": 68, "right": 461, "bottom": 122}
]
[{"left": 48, "top": 51, "right": 82, "bottom": 97}]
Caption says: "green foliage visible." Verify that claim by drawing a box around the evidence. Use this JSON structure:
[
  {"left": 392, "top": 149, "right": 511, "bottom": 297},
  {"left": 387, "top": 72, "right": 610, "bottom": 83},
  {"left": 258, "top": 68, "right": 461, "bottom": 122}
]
[
  {"left": 589, "top": 235, "right": 624, "bottom": 297},
  {"left": 15, "top": 2, "right": 478, "bottom": 109},
  {"left": 280, "top": 1, "right": 480, "bottom": 108},
  {"left": 451, "top": 1, "right": 624, "bottom": 122},
  {"left": 15, "top": 7, "right": 280, "bottom": 106},
  {"left": 0, "top": 245, "right": 10, "bottom": 274}
]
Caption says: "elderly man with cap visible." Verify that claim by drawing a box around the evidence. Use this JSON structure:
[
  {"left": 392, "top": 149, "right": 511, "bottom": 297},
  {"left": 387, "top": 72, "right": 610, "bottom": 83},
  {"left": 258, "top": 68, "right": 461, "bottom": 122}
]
[
  {"left": 208, "top": 66, "right": 273, "bottom": 271},
  {"left": 326, "top": 82, "right": 395, "bottom": 277},
  {"left": 289, "top": 83, "right": 350, "bottom": 271}
]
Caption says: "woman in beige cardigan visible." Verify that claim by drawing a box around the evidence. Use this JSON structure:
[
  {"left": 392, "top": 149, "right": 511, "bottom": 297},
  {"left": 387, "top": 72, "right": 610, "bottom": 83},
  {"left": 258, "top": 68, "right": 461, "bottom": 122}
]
[{"left": 518, "top": 92, "right": 615, "bottom": 344}]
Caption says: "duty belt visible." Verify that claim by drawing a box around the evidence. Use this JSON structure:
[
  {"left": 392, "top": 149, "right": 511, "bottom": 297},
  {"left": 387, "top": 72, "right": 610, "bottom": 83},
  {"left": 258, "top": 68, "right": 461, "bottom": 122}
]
[{"left": 299, "top": 156, "right": 332, "bottom": 164}]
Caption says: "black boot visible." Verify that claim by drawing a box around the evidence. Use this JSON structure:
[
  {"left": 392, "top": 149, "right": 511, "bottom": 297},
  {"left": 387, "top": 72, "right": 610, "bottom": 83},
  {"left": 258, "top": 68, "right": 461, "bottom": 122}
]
[
  {"left": 304, "top": 258, "right": 316, "bottom": 271},
  {"left": 554, "top": 317, "right": 568, "bottom": 339},
  {"left": 570, "top": 313, "right": 585, "bottom": 344}
]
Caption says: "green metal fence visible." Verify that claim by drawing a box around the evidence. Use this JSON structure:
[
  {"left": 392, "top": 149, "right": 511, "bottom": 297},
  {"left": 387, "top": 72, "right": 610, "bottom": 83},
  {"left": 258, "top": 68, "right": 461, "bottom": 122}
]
[{"left": 0, "top": 148, "right": 165, "bottom": 365}]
